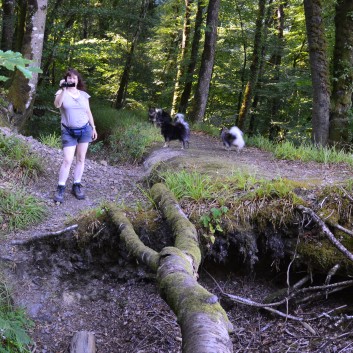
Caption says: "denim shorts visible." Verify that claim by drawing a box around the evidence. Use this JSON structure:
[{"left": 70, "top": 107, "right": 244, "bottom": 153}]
[{"left": 61, "top": 124, "right": 93, "bottom": 147}]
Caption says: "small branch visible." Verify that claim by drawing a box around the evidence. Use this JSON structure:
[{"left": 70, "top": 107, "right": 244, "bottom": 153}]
[
  {"left": 328, "top": 222, "right": 353, "bottom": 237},
  {"left": 296, "top": 205, "right": 353, "bottom": 262},
  {"left": 11, "top": 224, "right": 78, "bottom": 245},
  {"left": 340, "top": 186, "right": 353, "bottom": 203}
]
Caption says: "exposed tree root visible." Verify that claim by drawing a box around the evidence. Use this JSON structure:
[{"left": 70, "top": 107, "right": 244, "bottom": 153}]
[
  {"left": 296, "top": 205, "right": 353, "bottom": 262},
  {"left": 107, "top": 183, "right": 233, "bottom": 353}
]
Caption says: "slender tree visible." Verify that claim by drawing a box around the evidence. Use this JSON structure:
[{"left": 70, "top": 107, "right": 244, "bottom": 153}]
[
  {"left": 303, "top": 0, "right": 330, "bottom": 146},
  {"left": 7, "top": 0, "right": 48, "bottom": 131},
  {"left": 328, "top": 0, "right": 353, "bottom": 147},
  {"left": 190, "top": 0, "right": 220, "bottom": 123},
  {"left": 236, "top": 0, "right": 266, "bottom": 130},
  {"left": 1, "top": 0, "right": 15, "bottom": 51},
  {"left": 178, "top": 0, "right": 205, "bottom": 114},
  {"left": 114, "top": 0, "right": 149, "bottom": 109},
  {"left": 171, "top": 0, "right": 192, "bottom": 115}
]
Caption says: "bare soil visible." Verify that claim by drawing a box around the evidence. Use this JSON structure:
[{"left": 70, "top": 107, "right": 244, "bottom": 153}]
[{"left": 1, "top": 127, "right": 353, "bottom": 353}]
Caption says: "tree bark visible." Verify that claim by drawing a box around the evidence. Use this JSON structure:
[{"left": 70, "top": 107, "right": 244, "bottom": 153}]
[
  {"left": 171, "top": 0, "right": 192, "bottom": 115},
  {"left": 7, "top": 0, "right": 48, "bottom": 132},
  {"left": 178, "top": 0, "right": 205, "bottom": 114},
  {"left": 303, "top": 0, "right": 330, "bottom": 146},
  {"left": 107, "top": 183, "right": 233, "bottom": 352},
  {"left": 1, "top": 0, "right": 15, "bottom": 51},
  {"left": 328, "top": 0, "right": 353, "bottom": 147},
  {"left": 237, "top": 0, "right": 266, "bottom": 130},
  {"left": 190, "top": 0, "right": 220, "bottom": 123},
  {"left": 70, "top": 331, "right": 96, "bottom": 353}
]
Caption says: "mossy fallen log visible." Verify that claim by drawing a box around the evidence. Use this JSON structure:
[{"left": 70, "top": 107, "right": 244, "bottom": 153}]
[
  {"left": 151, "top": 183, "right": 201, "bottom": 272},
  {"left": 108, "top": 205, "right": 159, "bottom": 271},
  {"left": 107, "top": 183, "right": 233, "bottom": 352}
]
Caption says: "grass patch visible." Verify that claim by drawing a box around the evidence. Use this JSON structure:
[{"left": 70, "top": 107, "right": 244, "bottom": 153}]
[
  {"left": 0, "top": 134, "right": 43, "bottom": 182},
  {"left": 192, "top": 122, "right": 220, "bottom": 138},
  {"left": 106, "top": 110, "right": 162, "bottom": 164},
  {"left": 0, "top": 188, "right": 47, "bottom": 234},
  {"left": 0, "top": 275, "right": 33, "bottom": 353},
  {"left": 248, "top": 135, "right": 353, "bottom": 165},
  {"left": 161, "top": 170, "right": 216, "bottom": 202},
  {"left": 38, "top": 132, "right": 61, "bottom": 149}
]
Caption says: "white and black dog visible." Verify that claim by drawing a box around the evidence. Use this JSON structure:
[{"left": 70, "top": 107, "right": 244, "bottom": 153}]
[
  {"left": 148, "top": 107, "right": 172, "bottom": 127},
  {"left": 220, "top": 126, "right": 245, "bottom": 151},
  {"left": 161, "top": 113, "right": 190, "bottom": 149}
]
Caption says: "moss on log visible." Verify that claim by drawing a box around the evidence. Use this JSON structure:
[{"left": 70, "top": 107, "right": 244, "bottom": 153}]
[
  {"left": 151, "top": 183, "right": 201, "bottom": 271},
  {"left": 108, "top": 204, "right": 159, "bottom": 271},
  {"left": 157, "top": 247, "right": 233, "bottom": 353}
]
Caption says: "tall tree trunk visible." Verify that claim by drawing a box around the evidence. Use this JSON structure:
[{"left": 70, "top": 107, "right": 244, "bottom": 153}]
[
  {"left": 328, "top": 0, "right": 353, "bottom": 147},
  {"left": 178, "top": 0, "right": 205, "bottom": 114},
  {"left": 7, "top": 0, "right": 48, "bottom": 132},
  {"left": 171, "top": 0, "right": 192, "bottom": 115},
  {"left": 1, "top": 0, "right": 15, "bottom": 51},
  {"left": 237, "top": 0, "right": 266, "bottom": 130},
  {"left": 12, "top": 0, "right": 27, "bottom": 52},
  {"left": 114, "top": 0, "right": 149, "bottom": 109},
  {"left": 235, "top": 3, "right": 248, "bottom": 116},
  {"left": 190, "top": 0, "right": 220, "bottom": 123},
  {"left": 303, "top": 0, "right": 330, "bottom": 146},
  {"left": 249, "top": 0, "right": 274, "bottom": 136}
]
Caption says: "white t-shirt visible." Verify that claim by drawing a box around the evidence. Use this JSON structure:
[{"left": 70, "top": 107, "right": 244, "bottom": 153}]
[{"left": 55, "top": 90, "right": 91, "bottom": 128}]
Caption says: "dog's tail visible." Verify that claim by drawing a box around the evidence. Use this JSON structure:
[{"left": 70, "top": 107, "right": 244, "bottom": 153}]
[{"left": 175, "top": 114, "right": 190, "bottom": 139}]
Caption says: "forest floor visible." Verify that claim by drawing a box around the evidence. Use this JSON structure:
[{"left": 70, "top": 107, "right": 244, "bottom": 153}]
[{"left": 1, "top": 126, "right": 353, "bottom": 353}]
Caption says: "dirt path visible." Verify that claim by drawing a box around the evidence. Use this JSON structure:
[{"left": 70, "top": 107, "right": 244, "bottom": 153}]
[{"left": 1, "top": 127, "right": 352, "bottom": 353}]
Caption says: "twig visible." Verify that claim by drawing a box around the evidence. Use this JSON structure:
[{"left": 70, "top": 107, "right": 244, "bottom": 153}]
[
  {"left": 325, "top": 264, "right": 341, "bottom": 286},
  {"left": 205, "top": 270, "right": 353, "bottom": 323},
  {"left": 296, "top": 205, "right": 353, "bottom": 262},
  {"left": 340, "top": 186, "right": 353, "bottom": 203},
  {"left": 328, "top": 222, "right": 353, "bottom": 237}
]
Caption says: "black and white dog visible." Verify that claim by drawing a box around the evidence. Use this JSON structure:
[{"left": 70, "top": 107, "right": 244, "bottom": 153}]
[
  {"left": 148, "top": 107, "right": 172, "bottom": 127},
  {"left": 220, "top": 126, "right": 245, "bottom": 151},
  {"left": 161, "top": 113, "right": 190, "bottom": 149}
]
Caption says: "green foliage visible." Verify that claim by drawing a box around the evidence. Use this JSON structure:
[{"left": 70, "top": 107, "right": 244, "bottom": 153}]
[
  {"left": 0, "top": 50, "right": 42, "bottom": 81},
  {"left": 107, "top": 110, "right": 162, "bottom": 164},
  {"left": 192, "top": 122, "right": 220, "bottom": 138},
  {"left": 0, "top": 189, "right": 47, "bottom": 233},
  {"left": 39, "top": 132, "right": 61, "bottom": 149},
  {"left": 0, "top": 135, "right": 43, "bottom": 181},
  {"left": 200, "top": 206, "right": 229, "bottom": 240},
  {"left": 0, "top": 277, "right": 33, "bottom": 353}
]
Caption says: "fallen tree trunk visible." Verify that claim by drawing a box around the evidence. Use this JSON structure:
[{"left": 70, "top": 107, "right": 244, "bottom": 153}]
[
  {"left": 70, "top": 331, "right": 96, "bottom": 353},
  {"left": 108, "top": 182, "right": 233, "bottom": 353}
]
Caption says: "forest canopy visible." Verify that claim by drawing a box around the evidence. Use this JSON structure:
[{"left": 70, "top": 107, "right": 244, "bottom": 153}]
[{"left": 0, "top": 0, "right": 353, "bottom": 147}]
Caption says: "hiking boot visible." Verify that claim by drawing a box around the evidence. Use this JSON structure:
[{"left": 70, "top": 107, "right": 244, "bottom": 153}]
[
  {"left": 72, "top": 182, "right": 85, "bottom": 200},
  {"left": 53, "top": 185, "right": 66, "bottom": 203}
]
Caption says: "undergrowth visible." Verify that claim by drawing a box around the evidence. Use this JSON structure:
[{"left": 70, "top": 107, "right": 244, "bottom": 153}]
[
  {"left": 0, "top": 189, "right": 47, "bottom": 234},
  {"left": 0, "top": 134, "right": 43, "bottom": 181},
  {"left": 0, "top": 275, "right": 33, "bottom": 353}
]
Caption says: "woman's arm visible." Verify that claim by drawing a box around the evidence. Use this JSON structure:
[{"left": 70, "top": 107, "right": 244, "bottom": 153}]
[
  {"left": 54, "top": 81, "right": 67, "bottom": 108},
  {"left": 84, "top": 99, "right": 98, "bottom": 141}
]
